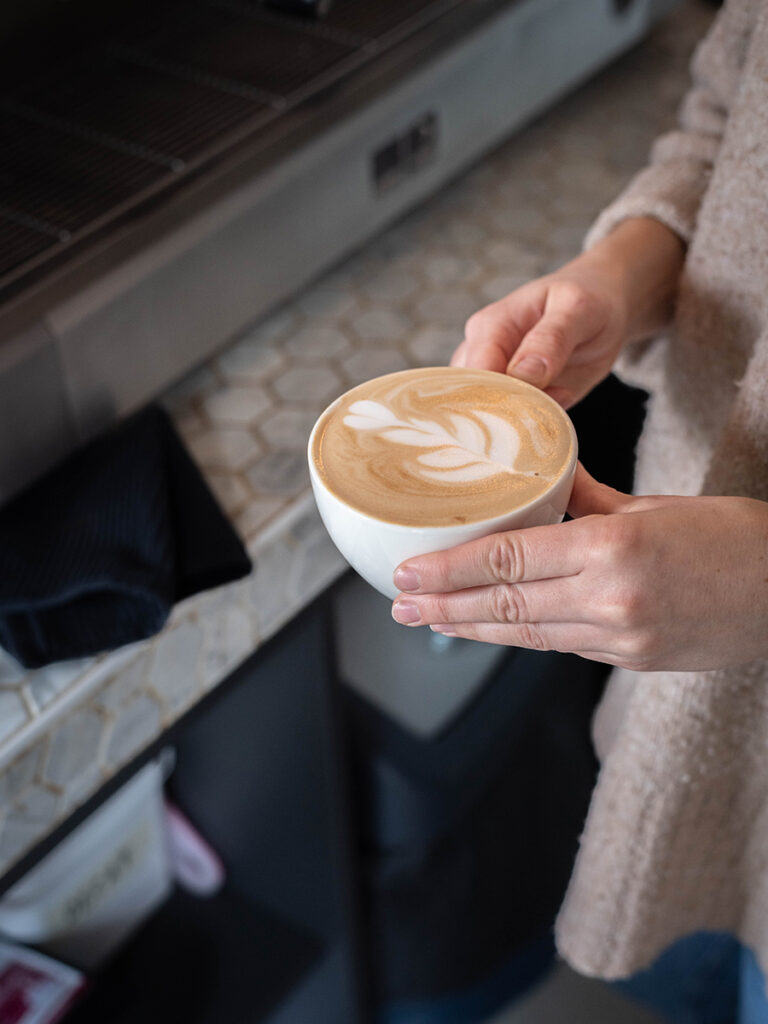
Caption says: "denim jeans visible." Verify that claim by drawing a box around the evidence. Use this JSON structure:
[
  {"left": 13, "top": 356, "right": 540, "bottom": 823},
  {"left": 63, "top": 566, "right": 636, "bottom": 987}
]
[{"left": 614, "top": 932, "right": 768, "bottom": 1024}]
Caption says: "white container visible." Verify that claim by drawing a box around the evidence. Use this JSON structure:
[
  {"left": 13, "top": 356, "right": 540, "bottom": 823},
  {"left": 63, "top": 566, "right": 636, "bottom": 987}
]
[
  {"left": 308, "top": 369, "right": 578, "bottom": 599},
  {"left": 0, "top": 761, "right": 172, "bottom": 971}
]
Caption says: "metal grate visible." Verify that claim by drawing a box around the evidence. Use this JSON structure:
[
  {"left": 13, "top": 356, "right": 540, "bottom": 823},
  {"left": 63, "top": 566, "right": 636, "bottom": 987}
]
[
  {"left": 0, "top": 109, "right": 164, "bottom": 234},
  {"left": 324, "top": 0, "right": 464, "bottom": 44},
  {"left": 139, "top": 7, "right": 354, "bottom": 101},
  {"left": 13, "top": 57, "right": 272, "bottom": 168},
  {"left": 0, "top": 218, "right": 56, "bottom": 283},
  {"left": 0, "top": 0, "right": 467, "bottom": 296}
]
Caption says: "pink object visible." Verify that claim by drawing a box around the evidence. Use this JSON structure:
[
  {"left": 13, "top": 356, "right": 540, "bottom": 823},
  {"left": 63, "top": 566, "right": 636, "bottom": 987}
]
[{"left": 164, "top": 802, "right": 226, "bottom": 897}]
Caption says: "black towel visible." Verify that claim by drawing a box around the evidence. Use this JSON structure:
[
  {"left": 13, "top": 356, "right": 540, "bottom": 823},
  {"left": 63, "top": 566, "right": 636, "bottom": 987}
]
[{"left": 0, "top": 406, "right": 251, "bottom": 669}]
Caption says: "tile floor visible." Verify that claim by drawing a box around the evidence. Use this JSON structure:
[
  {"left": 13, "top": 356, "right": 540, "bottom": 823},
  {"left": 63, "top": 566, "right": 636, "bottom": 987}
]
[{"left": 488, "top": 964, "right": 664, "bottom": 1024}]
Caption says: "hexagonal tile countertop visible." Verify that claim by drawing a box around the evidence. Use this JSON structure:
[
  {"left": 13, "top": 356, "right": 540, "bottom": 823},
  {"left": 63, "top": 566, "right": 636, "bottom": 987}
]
[{"left": 0, "top": 3, "right": 709, "bottom": 879}]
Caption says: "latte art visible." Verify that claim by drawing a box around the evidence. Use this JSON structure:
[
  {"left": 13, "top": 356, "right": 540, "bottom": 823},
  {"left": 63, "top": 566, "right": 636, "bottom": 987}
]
[
  {"left": 343, "top": 401, "right": 552, "bottom": 486},
  {"left": 312, "top": 367, "right": 575, "bottom": 527}
]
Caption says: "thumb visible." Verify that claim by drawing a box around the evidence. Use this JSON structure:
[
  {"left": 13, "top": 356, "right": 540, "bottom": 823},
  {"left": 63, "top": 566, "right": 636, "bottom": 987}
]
[
  {"left": 507, "top": 286, "right": 604, "bottom": 389},
  {"left": 567, "top": 463, "right": 634, "bottom": 518},
  {"left": 507, "top": 316, "right": 573, "bottom": 389}
]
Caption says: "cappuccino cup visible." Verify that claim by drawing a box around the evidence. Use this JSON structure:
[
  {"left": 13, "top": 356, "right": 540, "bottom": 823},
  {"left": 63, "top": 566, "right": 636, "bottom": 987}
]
[{"left": 308, "top": 367, "right": 577, "bottom": 599}]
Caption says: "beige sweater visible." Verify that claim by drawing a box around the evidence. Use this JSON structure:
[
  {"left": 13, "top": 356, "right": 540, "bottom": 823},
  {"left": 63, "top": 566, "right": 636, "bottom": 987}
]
[{"left": 555, "top": 0, "right": 768, "bottom": 980}]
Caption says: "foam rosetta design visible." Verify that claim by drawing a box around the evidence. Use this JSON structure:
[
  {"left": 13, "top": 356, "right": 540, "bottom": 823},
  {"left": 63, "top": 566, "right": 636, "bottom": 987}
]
[{"left": 344, "top": 399, "right": 551, "bottom": 485}]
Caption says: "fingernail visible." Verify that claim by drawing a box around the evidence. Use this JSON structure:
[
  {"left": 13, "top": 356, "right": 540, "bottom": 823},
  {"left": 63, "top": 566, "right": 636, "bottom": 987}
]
[
  {"left": 510, "top": 356, "right": 547, "bottom": 386},
  {"left": 392, "top": 600, "right": 421, "bottom": 625},
  {"left": 394, "top": 567, "right": 420, "bottom": 592},
  {"left": 430, "top": 625, "right": 457, "bottom": 636},
  {"left": 454, "top": 348, "right": 467, "bottom": 368}
]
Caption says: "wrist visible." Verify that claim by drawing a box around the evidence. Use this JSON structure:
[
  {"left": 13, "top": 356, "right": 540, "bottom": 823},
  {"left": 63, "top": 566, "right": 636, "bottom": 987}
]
[{"left": 574, "top": 217, "right": 685, "bottom": 343}]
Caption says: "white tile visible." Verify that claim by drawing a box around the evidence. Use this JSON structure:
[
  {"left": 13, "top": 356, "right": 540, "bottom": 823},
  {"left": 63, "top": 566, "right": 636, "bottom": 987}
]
[
  {"left": 293, "top": 529, "right": 346, "bottom": 599},
  {"left": 162, "top": 365, "right": 220, "bottom": 411},
  {"left": 0, "top": 784, "right": 60, "bottom": 866},
  {"left": 437, "top": 217, "right": 488, "bottom": 248},
  {"left": 25, "top": 659, "right": 91, "bottom": 712},
  {"left": 421, "top": 252, "right": 482, "bottom": 287},
  {"left": 283, "top": 325, "right": 351, "bottom": 360},
  {"left": 205, "top": 471, "right": 250, "bottom": 516},
  {"left": 217, "top": 339, "right": 285, "bottom": 382},
  {"left": 104, "top": 694, "right": 163, "bottom": 767},
  {"left": 296, "top": 287, "right": 360, "bottom": 322},
  {"left": 483, "top": 240, "right": 544, "bottom": 274},
  {"left": 188, "top": 428, "right": 261, "bottom": 471},
  {"left": 349, "top": 308, "right": 413, "bottom": 344},
  {"left": 258, "top": 406, "right": 323, "bottom": 450},
  {"left": 174, "top": 407, "right": 207, "bottom": 442},
  {"left": 272, "top": 365, "right": 342, "bottom": 405},
  {"left": 60, "top": 765, "right": 105, "bottom": 816},
  {"left": 408, "top": 325, "right": 461, "bottom": 366},
  {"left": 95, "top": 652, "right": 152, "bottom": 713},
  {"left": 481, "top": 273, "right": 536, "bottom": 303},
  {"left": 242, "top": 305, "right": 298, "bottom": 344},
  {"left": 236, "top": 497, "right": 286, "bottom": 539},
  {"left": 203, "top": 384, "right": 272, "bottom": 426},
  {"left": 358, "top": 268, "right": 419, "bottom": 303},
  {"left": 0, "top": 690, "right": 30, "bottom": 744},
  {"left": 244, "top": 451, "right": 309, "bottom": 497},
  {"left": 339, "top": 349, "right": 411, "bottom": 387},
  {"left": 44, "top": 709, "right": 105, "bottom": 788},
  {"left": 0, "top": 744, "right": 44, "bottom": 806},
  {"left": 415, "top": 290, "right": 479, "bottom": 327},
  {"left": 248, "top": 536, "right": 302, "bottom": 641},
  {"left": 0, "top": 652, "right": 24, "bottom": 687},
  {"left": 200, "top": 596, "right": 254, "bottom": 684},
  {"left": 149, "top": 620, "right": 203, "bottom": 717}
]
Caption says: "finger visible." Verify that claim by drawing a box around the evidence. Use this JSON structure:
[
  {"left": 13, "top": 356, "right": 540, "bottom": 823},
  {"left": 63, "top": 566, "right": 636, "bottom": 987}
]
[
  {"left": 507, "top": 286, "right": 606, "bottom": 390},
  {"left": 545, "top": 364, "right": 609, "bottom": 409},
  {"left": 450, "top": 339, "right": 469, "bottom": 368},
  {"left": 461, "top": 289, "right": 543, "bottom": 374},
  {"left": 392, "top": 577, "right": 586, "bottom": 627},
  {"left": 543, "top": 385, "right": 575, "bottom": 409},
  {"left": 393, "top": 517, "right": 589, "bottom": 595},
  {"left": 567, "top": 462, "right": 635, "bottom": 518},
  {"left": 427, "top": 620, "right": 616, "bottom": 655},
  {"left": 462, "top": 319, "right": 521, "bottom": 374}
]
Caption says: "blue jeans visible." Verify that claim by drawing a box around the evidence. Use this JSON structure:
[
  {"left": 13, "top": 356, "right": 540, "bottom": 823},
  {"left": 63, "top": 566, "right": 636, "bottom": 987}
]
[{"left": 615, "top": 932, "right": 768, "bottom": 1024}]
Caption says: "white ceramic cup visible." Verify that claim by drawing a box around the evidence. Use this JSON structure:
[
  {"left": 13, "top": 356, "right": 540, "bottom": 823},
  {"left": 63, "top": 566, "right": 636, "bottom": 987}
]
[{"left": 308, "top": 373, "right": 578, "bottom": 600}]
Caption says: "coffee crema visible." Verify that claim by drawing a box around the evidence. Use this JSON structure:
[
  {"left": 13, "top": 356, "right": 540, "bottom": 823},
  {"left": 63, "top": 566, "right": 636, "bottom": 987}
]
[{"left": 311, "top": 367, "right": 575, "bottom": 527}]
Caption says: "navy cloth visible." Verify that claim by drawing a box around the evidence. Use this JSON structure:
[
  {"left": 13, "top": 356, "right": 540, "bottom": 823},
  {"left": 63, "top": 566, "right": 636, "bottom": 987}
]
[
  {"left": 615, "top": 931, "right": 768, "bottom": 1024},
  {"left": 0, "top": 405, "right": 251, "bottom": 668}
]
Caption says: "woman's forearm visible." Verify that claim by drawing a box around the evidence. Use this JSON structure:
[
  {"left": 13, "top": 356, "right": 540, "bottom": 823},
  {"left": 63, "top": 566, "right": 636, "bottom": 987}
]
[{"left": 567, "top": 217, "right": 686, "bottom": 344}]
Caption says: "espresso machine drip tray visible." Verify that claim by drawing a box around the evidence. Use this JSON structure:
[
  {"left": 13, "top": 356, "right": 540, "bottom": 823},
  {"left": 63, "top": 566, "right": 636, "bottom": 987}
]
[{"left": 0, "top": 0, "right": 468, "bottom": 299}]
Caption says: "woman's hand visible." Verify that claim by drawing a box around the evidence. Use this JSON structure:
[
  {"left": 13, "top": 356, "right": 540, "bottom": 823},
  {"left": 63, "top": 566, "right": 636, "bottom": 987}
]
[
  {"left": 391, "top": 465, "right": 768, "bottom": 673},
  {"left": 453, "top": 267, "right": 627, "bottom": 409},
  {"left": 452, "top": 217, "right": 685, "bottom": 409}
]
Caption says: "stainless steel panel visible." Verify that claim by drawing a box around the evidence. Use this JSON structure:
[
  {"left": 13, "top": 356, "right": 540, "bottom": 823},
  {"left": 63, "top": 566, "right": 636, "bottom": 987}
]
[
  {"left": 54, "top": 0, "right": 669, "bottom": 440},
  {"left": 0, "top": 326, "right": 78, "bottom": 503}
]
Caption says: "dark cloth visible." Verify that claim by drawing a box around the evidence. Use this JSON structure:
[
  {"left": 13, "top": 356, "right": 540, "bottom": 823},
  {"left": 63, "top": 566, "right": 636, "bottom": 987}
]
[{"left": 0, "top": 405, "right": 251, "bottom": 668}]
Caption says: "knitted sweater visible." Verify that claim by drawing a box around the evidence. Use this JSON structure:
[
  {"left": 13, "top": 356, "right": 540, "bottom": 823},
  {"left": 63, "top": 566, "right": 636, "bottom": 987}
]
[{"left": 555, "top": 0, "right": 768, "bottom": 980}]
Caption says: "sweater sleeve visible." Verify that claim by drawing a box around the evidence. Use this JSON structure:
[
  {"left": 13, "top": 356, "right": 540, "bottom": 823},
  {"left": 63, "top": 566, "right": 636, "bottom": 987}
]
[{"left": 584, "top": 0, "right": 755, "bottom": 250}]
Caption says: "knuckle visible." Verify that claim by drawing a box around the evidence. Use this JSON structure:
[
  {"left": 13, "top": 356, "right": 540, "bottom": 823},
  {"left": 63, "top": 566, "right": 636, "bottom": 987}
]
[
  {"left": 615, "top": 628, "right": 658, "bottom": 671},
  {"left": 518, "top": 623, "right": 549, "bottom": 652},
  {"left": 490, "top": 585, "right": 528, "bottom": 624},
  {"left": 594, "top": 516, "right": 642, "bottom": 566},
  {"left": 430, "top": 595, "right": 452, "bottom": 623},
  {"left": 487, "top": 535, "right": 525, "bottom": 583},
  {"left": 557, "top": 281, "right": 592, "bottom": 313},
  {"left": 464, "top": 307, "right": 495, "bottom": 341},
  {"left": 530, "top": 321, "right": 569, "bottom": 357},
  {"left": 602, "top": 582, "right": 646, "bottom": 630}
]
